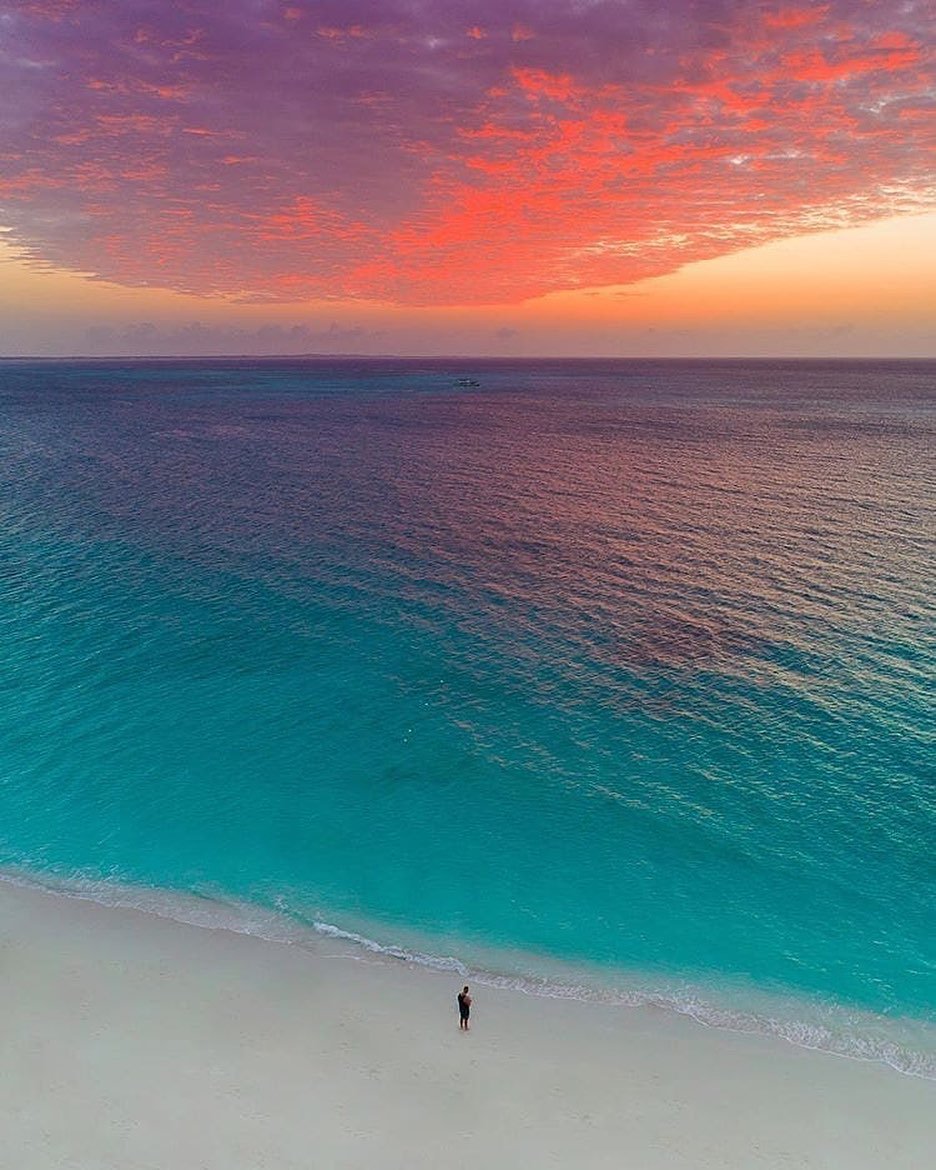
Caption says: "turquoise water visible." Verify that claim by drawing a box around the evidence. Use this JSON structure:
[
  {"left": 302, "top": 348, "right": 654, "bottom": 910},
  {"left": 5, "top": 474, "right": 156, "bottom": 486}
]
[{"left": 1, "top": 358, "right": 934, "bottom": 1072}]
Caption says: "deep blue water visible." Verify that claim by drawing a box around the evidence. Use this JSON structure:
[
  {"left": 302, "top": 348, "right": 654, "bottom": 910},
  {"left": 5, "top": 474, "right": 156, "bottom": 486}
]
[{"left": 1, "top": 358, "right": 934, "bottom": 1072}]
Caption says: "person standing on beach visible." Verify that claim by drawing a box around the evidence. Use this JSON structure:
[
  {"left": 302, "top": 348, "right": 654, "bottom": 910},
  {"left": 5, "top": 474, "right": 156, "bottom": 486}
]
[{"left": 457, "top": 985, "right": 472, "bottom": 1030}]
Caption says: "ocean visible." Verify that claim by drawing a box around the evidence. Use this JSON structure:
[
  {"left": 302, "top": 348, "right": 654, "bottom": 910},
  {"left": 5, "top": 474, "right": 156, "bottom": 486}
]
[{"left": 1, "top": 357, "right": 933, "bottom": 1075}]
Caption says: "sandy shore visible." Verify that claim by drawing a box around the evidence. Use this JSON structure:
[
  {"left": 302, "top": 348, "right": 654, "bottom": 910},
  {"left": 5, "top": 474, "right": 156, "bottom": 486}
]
[{"left": 1, "top": 881, "right": 932, "bottom": 1169}]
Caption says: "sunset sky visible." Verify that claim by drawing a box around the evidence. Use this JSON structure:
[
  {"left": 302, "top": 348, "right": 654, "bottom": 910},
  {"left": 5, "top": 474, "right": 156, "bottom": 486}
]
[{"left": 1, "top": 0, "right": 934, "bottom": 357}]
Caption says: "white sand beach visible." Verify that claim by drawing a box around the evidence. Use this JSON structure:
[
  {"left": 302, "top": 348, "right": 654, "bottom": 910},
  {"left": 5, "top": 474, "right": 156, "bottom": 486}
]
[{"left": 1, "top": 880, "right": 932, "bottom": 1170}]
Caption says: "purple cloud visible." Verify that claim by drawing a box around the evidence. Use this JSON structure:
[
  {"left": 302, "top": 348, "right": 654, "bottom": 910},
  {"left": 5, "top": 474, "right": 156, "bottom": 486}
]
[
  {"left": 83, "top": 317, "right": 384, "bottom": 354},
  {"left": 0, "top": 1, "right": 933, "bottom": 305}
]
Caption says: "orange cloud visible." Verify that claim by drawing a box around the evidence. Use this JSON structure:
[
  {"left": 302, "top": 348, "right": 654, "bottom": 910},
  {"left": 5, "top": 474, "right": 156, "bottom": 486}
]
[{"left": 1, "top": 1, "right": 932, "bottom": 307}]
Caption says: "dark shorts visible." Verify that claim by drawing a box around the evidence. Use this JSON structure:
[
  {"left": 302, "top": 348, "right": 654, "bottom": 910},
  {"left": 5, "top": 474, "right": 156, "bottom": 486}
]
[{"left": 459, "top": 1004, "right": 470, "bottom": 1020}]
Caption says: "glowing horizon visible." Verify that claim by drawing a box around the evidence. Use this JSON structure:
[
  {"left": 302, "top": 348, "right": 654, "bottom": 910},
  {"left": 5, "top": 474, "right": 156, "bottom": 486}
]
[{"left": 1, "top": 1, "right": 934, "bottom": 356}]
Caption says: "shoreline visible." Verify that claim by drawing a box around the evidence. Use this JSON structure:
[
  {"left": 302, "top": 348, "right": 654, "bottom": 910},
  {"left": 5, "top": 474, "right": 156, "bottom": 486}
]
[
  {"left": 2, "top": 880, "right": 933, "bottom": 1169},
  {"left": 4, "top": 867, "right": 934, "bottom": 1081}
]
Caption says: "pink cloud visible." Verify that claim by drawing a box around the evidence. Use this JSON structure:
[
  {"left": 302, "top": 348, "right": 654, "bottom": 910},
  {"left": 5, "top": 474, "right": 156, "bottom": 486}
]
[{"left": 0, "top": 0, "right": 932, "bottom": 306}]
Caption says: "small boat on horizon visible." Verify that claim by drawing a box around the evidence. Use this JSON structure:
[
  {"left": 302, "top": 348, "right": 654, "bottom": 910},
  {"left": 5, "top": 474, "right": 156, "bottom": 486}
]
[{"left": 453, "top": 377, "right": 480, "bottom": 387}]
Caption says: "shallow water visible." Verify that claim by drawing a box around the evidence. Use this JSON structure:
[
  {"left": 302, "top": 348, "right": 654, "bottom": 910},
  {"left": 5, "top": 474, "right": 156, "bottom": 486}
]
[{"left": 1, "top": 358, "right": 933, "bottom": 1071}]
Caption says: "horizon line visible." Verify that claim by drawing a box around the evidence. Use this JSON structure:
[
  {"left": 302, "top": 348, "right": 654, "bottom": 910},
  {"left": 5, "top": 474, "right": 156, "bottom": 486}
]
[{"left": 3, "top": 353, "right": 936, "bottom": 363}]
